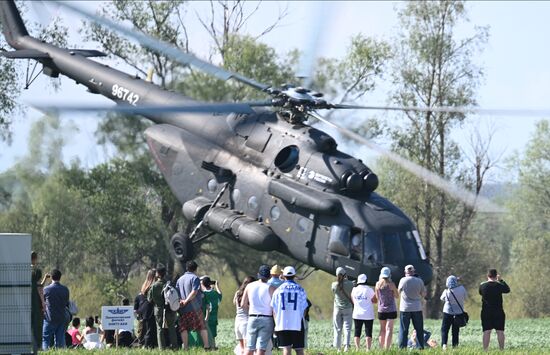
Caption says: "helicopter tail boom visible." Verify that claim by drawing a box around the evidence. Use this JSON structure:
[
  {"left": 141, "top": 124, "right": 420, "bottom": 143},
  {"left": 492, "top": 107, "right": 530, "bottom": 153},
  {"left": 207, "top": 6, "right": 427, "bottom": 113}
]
[{"left": 0, "top": 0, "right": 28, "bottom": 49}]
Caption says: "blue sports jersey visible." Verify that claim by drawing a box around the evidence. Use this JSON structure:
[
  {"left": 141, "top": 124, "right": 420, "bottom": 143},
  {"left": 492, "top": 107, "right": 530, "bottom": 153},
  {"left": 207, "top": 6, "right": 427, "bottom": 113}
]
[{"left": 271, "top": 280, "right": 308, "bottom": 331}]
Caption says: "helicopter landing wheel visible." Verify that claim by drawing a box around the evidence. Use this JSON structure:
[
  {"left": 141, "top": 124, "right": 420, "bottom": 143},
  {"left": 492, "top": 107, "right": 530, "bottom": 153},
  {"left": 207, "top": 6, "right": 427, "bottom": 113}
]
[{"left": 171, "top": 232, "right": 195, "bottom": 263}]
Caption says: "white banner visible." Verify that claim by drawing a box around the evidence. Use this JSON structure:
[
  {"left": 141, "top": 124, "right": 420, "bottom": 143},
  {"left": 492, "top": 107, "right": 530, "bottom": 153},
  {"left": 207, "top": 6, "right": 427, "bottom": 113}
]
[{"left": 101, "top": 306, "right": 134, "bottom": 331}]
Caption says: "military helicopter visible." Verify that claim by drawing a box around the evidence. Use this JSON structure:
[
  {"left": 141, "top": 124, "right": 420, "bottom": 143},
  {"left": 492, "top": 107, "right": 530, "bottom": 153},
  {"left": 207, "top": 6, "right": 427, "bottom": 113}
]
[{"left": 0, "top": 1, "right": 505, "bottom": 285}]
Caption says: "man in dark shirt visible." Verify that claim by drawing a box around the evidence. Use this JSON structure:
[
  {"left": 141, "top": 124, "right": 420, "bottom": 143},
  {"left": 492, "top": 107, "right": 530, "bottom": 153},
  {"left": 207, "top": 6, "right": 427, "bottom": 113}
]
[
  {"left": 42, "top": 269, "right": 70, "bottom": 350},
  {"left": 479, "top": 269, "right": 510, "bottom": 351},
  {"left": 149, "top": 263, "right": 177, "bottom": 349}
]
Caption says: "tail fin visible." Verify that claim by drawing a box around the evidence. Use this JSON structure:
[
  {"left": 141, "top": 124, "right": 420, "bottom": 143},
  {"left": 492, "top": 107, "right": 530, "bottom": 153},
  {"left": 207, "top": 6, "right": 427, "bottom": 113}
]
[{"left": 0, "top": 0, "right": 29, "bottom": 48}]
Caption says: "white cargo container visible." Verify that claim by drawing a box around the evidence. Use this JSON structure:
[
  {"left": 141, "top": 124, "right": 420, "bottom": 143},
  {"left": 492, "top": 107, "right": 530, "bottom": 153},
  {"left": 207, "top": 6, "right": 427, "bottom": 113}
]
[{"left": 0, "top": 233, "right": 32, "bottom": 354}]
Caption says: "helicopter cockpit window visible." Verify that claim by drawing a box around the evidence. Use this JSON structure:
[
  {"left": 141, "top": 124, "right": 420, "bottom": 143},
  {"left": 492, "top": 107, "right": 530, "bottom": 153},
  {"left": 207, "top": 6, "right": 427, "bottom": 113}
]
[
  {"left": 328, "top": 225, "right": 350, "bottom": 256},
  {"left": 364, "top": 232, "right": 382, "bottom": 264},
  {"left": 401, "top": 231, "right": 421, "bottom": 261},
  {"left": 274, "top": 145, "right": 299, "bottom": 172},
  {"left": 382, "top": 232, "right": 404, "bottom": 265}
]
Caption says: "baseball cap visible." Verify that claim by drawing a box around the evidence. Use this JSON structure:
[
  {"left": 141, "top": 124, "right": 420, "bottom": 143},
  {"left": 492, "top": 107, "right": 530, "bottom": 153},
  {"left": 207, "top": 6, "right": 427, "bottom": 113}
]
[
  {"left": 283, "top": 266, "right": 296, "bottom": 277},
  {"left": 380, "top": 267, "right": 391, "bottom": 279},
  {"left": 405, "top": 264, "right": 415, "bottom": 273},
  {"left": 258, "top": 265, "right": 270, "bottom": 279},
  {"left": 270, "top": 265, "right": 282, "bottom": 275},
  {"left": 357, "top": 274, "right": 367, "bottom": 284},
  {"left": 336, "top": 267, "right": 346, "bottom": 276}
]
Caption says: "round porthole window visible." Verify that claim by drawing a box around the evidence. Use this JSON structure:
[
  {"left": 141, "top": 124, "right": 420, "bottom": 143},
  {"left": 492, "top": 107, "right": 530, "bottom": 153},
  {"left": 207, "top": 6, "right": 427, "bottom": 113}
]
[
  {"left": 248, "top": 196, "right": 259, "bottom": 210},
  {"left": 207, "top": 179, "right": 217, "bottom": 193},
  {"left": 297, "top": 217, "right": 311, "bottom": 233},
  {"left": 231, "top": 189, "right": 241, "bottom": 203},
  {"left": 270, "top": 205, "right": 281, "bottom": 221}
]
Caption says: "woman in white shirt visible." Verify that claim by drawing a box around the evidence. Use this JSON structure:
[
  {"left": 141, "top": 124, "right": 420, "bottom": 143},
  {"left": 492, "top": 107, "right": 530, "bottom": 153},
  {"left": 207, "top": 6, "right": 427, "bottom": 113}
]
[
  {"left": 351, "top": 274, "right": 377, "bottom": 351},
  {"left": 440, "top": 275, "right": 467, "bottom": 349}
]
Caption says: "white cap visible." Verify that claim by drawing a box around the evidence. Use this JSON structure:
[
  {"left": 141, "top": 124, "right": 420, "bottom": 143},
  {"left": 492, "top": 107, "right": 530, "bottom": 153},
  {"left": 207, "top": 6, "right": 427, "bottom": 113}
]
[
  {"left": 283, "top": 266, "right": 296, "bottom": 277},
  {"left": 380, "top": 267, "right": 391, "bottom": 278},
  {"left": 357, "top": 274, "right": 367, "bottom": 284},
  {"left": 405, "top": 264, "right": 415, "bottom": 274},
  {"left": 336, "top": 267, "right": 347, "bottom": 276}
]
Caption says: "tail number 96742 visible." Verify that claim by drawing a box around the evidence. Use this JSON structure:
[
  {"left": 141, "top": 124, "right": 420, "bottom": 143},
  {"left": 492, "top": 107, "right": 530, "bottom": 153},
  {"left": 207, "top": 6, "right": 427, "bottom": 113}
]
[{"left": 112, "top": 84, "right": 140, "bottom": 105}]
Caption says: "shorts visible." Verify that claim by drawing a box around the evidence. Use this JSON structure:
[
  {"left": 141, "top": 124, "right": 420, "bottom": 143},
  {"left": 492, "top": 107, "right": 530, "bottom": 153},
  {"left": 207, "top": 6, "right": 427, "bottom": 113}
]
[
  {"left": 246, "top": 316, "right": 274, "bottom": 351},
  {"left": 179, "top": 309, "right": 206, "bottom": 332},
  {"left": 481, "top": 309, "right": 505, "bottom": 331},
  {"left": 353, "top": 319, "right": 373, "bottom": 338},
  {"left": 276, "top": 329, "right": 305, "bottom": 349},
  {"left": 235, "top": 318, "right": 248, "bottom": 340},
  {"left": 378, "top": 311, "right": 398, "bottom": 320}
]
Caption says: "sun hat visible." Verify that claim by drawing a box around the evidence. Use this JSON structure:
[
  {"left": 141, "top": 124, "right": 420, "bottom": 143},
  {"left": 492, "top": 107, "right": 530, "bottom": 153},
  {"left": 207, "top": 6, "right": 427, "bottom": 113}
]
[{"left": 270, "top": 265, "right": 282, "bottom": 275}]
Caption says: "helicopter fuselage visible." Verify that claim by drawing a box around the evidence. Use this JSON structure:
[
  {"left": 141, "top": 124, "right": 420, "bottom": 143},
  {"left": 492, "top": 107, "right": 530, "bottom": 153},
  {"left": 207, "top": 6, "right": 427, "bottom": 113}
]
[{"left": 0, "top": 1, "right": 433, "bottom": 285}]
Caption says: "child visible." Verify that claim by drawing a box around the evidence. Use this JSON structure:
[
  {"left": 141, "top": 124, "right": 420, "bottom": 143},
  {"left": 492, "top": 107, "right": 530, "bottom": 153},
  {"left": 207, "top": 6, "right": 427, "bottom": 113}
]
[
  {"left": 201, "top": 276, "right": 222, "bottom": 349},
  {"left": 67, "top": 317, "right": 83, "bottom": 347}
]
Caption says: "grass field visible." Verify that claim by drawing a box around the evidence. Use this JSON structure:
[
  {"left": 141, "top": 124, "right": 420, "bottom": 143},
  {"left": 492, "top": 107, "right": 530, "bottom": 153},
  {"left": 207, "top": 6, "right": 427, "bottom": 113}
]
[{"left": 41, "top": 318, "right": 548, "bottom": 354}]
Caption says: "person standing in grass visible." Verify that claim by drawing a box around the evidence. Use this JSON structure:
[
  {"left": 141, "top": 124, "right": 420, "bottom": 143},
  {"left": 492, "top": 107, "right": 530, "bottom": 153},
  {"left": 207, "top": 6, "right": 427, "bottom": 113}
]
[
  {"left": 149, "top": 264, "right": 177, "bottom": 349},
  {"left": 351, "top": 274, "right": 376, "bottom": 351},
  {"left": 398, "top": 264, "right": 426, "bottom": 349},
  {"left": 440, "top": 275, "right": 467, "bottom": 349},
  {"left": 271, "top": 266, "right": 309, "bottom": 355},
  {"left": 201, "top": 276, "right": 223, "bottom": 349},
  {"left": 331, "top": 267, "right": 353, "bottom": 352},
  {"left": 479, "top": 269, "right": 510, "bottom": 351},
  {"left": 234, "top": 276, "right": 256, "bottom": 355},
  {"left": 375, "top": 267, "right": 398, "bottom": 349}
]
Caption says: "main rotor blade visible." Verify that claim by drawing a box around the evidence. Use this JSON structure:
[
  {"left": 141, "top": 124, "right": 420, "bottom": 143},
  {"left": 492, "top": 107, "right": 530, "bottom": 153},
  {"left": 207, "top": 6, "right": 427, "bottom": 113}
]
[
  {"left": 296, "top": 2, "right": 334, "bottom": 88},
  {"left": 310, "top": 111, "right": 505, "bottom": 213},
  {"left": 53, "top": 1, "right": 270, "bottom": 91},
  {"left": 28, "top": 102, "right": 265, "bottom": 116},
  {"left": 331, "top": 104, "right": 550, "bottom": 117}
]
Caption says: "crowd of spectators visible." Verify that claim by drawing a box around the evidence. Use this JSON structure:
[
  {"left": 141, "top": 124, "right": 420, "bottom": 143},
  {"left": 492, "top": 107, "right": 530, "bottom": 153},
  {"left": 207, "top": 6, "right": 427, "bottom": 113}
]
[{"left": 31, "top": 251, "right": 510, "bottom": 352}]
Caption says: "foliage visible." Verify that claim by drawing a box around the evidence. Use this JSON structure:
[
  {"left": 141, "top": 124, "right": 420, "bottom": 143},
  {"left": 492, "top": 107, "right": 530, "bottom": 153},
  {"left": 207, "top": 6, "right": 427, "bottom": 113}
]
[
  {"left": 506, "top": 120, "right": 550, "bottom": 318},
  {"left": 82, "top": 0, "right": 188, "bottom": 88},
  {"left": 379, "top": 0, "right": 491, "bottom": 317},
  {"left": 0, "top": 2, "right": 68, "bottom": 140}
]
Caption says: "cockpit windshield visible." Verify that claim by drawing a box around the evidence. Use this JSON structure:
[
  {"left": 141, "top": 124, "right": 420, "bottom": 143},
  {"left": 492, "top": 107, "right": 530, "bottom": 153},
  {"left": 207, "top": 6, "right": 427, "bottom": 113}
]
[{"left": 363, "top": 230, "right": 425, "bottom": 265}]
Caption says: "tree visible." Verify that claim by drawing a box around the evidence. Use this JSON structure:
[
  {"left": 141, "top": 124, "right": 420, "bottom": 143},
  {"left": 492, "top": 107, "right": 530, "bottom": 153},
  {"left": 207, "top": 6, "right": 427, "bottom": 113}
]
[
  {"left": 71, "top": 159, "right": 170, "bottom": 281},
  {"left": 385, "top": 0, "right": 489, "bottom": 316},
  {"left": 506, "top": 120, "right": 550, "bottom": 317}
]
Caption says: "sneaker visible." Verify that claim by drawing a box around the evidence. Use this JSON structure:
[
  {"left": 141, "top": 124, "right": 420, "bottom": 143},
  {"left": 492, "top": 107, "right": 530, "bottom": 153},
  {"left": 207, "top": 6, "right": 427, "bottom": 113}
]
[{"left": 442, "top": 344, "right": 447, "bottom": 351}]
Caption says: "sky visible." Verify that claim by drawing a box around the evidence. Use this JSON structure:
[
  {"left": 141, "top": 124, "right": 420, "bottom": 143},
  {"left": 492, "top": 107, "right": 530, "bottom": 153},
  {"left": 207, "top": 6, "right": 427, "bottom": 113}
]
[{"left": 1, "top": 1, "right": 549, "bottom": 181}]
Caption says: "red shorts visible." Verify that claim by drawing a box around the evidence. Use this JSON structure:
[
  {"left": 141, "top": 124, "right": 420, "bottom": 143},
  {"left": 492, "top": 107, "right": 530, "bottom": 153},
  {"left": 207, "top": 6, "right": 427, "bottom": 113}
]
[{"left": 179, "top": 309, "right": 206, "bottom": 332}]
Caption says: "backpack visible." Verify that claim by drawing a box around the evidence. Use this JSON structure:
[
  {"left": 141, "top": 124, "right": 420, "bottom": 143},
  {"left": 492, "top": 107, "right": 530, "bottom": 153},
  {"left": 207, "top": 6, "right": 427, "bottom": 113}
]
[
  {"left": 163, "top": 282, "right": 180, "bottom": 312},
  {"left": 136, "top": 294, "right": 153, "bottom": 320},
  {"left": 68, "top": 300, "right": 79, "bottom": 315}
]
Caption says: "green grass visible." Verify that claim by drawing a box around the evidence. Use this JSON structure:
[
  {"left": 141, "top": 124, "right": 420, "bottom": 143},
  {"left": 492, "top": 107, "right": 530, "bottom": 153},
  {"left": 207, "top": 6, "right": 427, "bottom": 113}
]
[{"left": 44, "top": 318, "right": 550, "bottom": 354}]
